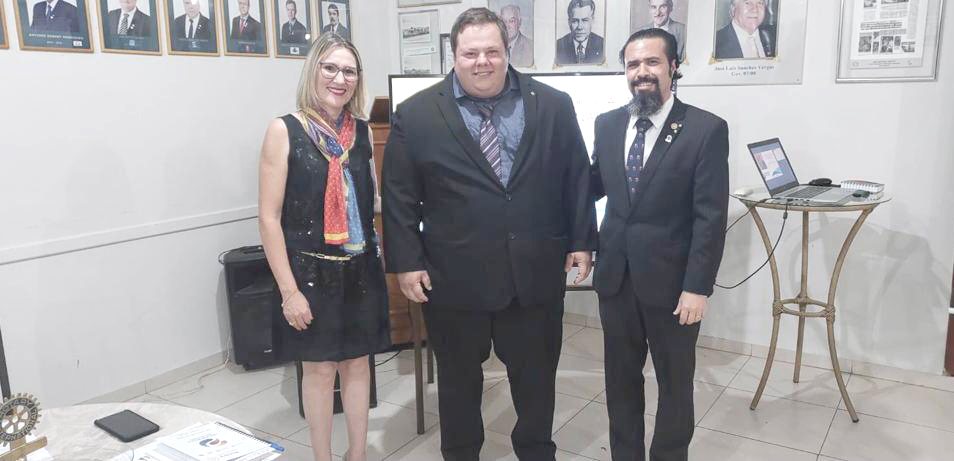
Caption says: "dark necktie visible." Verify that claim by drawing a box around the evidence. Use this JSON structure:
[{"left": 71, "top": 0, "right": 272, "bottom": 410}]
[
  {"left": 46, "top": 3, "right": 53, "bottom": 20},
  {"left": 240, "top": 18, "right": 246, "bottom": 35},
  {"left": 626, "top": 118, "right": 653, "bottom": 201},
  {"left": 119, "top": 13, "right": 129, "bottom": 35},
  {"left": 478, "top": 105, "right": 502, "bottom": 179},
  {"left": 576, "top": 43, "right": 584, "bottom": 63},
  {"left": 187, "top": 19, "right": 194, "bottom": 39}
]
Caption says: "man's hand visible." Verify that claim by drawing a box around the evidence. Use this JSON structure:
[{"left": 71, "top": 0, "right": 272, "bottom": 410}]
[
  {"left": 564, "top": 251, "right": 593, "bottom": 284},
  {"left": 397, "top": 270, "right": 432, "bottom": 303},
  {"left": 673, "top": 291, "right": 708, "bottom": 325}
]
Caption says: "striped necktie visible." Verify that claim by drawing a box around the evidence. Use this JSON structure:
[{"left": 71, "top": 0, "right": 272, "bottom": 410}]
[{"left": 478, "top": 104, "right": 502, "bottom": 179}]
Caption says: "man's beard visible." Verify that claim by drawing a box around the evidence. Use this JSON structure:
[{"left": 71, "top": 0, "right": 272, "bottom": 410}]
[{"left": 626, "top": 77, "right": 664, "bottom": 117}]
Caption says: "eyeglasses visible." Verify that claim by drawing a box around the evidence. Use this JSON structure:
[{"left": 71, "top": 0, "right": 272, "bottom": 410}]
[{"left": 318, "top": 62, "right": 360, "bottom": 82}]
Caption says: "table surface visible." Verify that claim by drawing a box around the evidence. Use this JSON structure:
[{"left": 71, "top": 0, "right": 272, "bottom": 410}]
[
  {"left": 731, "top": 186, "right": 891, "bottom": 212},
  {"left": 32, "top": 402, "right": 249, "bottom": 461}
]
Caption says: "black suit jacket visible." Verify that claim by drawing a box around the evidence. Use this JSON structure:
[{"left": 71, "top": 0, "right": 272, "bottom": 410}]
[
  {"left": 31, "top": 0, "right": 80, "bottom": 33},
  {"left": 281, "top": 20, "right": 307, "bottom": 43},
  {"left": 714, "top": 23, "right": 776, "bottom": 59},
  {"left": 591, "top": 99, "right": 729, "bottom": 306},
  {"left": 174, "top": 14, "right": 211, "bottom": 40},
  {"left": 555, "top": 32, "right": 604, "bottom": 65},
  {"left": 107, "top": 9, "right": 150, "bottom": 37},
  {"left": 230, "top": 15, "right": 260, "bottom": 40},
  {"left": 382, "top": 69, "right": 598, "bottom": 312}
]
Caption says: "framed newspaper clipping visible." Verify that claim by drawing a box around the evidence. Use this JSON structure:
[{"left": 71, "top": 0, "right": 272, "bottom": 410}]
[{"left": 836, "top": 0, "right": 944, "bottom": 82}]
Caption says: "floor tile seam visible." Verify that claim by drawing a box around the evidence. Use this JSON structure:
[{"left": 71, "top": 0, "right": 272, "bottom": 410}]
[
  {"left": 722, "top": 385, "right": 851, "bottom": 411},
  {"left": 211, "top": 377, "right": 295, "bottom": 413},
  {"left": 840, "top": 409, "right": 954, "bottom": 435},
  {"left": 558, "top": 350, "right": 605, "bottom": 363},
  {"left": 817, "top": 399, "right": 840, "bottom": 458},
  {"left": 693, "top": 425, "right": 824, "bottom": 456},
  {"left": 548, "top": 399, "right": 593, "bottom": 438},
  {"left": 846, "top": 371, "right": 954, "bottom": 395},
  {"left": 720, "top": 382, "right": 844, "bottom": 410}
]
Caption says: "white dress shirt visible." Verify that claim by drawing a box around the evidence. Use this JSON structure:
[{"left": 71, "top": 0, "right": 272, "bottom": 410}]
[
  {"left": 623, "top": 95, "right": 675, "bottom": 168},
  {"left": 732, "top": 21, "right": 765, "bottom": 58}
]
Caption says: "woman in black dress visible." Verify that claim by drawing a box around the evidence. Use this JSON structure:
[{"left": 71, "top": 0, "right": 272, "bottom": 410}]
[{"left": 258, "top": 33, "right": 389, "bottom": 461}]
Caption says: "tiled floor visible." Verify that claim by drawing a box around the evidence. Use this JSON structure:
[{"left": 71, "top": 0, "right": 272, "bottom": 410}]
[{"left": 126, "top": 323, "right": 954, "bottom": 460}]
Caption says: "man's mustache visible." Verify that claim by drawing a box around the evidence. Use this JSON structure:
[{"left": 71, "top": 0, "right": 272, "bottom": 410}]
[{"left": 631, "top": 76, "right": 659, "bottom": 89}]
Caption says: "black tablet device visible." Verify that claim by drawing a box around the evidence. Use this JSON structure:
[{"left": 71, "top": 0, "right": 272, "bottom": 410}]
[{"left": 94, "top": 409, "right": 160, "bottom": 442}]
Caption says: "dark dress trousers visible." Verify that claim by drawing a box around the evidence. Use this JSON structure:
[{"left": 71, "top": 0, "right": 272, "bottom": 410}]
[
  {"left": 713, "top": 23, "right": 777, "bottom": 59},
  {"left": 31, "top": 0, "right": 80, "bottom": 33},
  {"left": 382, "top": 69, "right": 597, "bottom": 460},
  {"left": 174, "top": 14, "right": 212, "bottom": 40},
  {"left": 555, "top": 32, "right": 604, "bottom": 64},
  {"left": 107, "top": 9, "right": 151, "bottom": 37},
  {"left": 281, "top": 20, "right": 307, "bottom": 43},
  {"left": 591, "top": 98, "right": 729, "bottom": 461},
  {"left": 230, "top": 15, "right": 260, "bottom": 40}
]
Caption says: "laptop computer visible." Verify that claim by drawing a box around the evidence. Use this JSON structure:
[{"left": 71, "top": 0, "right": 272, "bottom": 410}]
[{"left": 747, "top": 138, "right": 855, "bottom": 204}]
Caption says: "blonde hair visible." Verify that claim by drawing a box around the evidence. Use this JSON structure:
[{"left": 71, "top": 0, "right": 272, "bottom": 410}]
[{"left": 296, "top": 34, "right": 368, "bottom": 119}]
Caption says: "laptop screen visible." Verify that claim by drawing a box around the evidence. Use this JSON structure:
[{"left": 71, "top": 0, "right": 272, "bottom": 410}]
[{"left": 747, "top": 138, "right": 799, "bottom": 195}]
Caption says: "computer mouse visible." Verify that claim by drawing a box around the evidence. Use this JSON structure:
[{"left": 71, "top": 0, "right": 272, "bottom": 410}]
[
  {"left": 733, "top": 187, "right": 752, "bottom": 196},
  {"left": 852, "top": 190, "right": 870, "bottom": 198}
]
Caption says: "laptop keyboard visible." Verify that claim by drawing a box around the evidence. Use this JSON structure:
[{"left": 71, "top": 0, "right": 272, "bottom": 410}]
[{"left": 785, "top": 186, "right": 830, "bottom": 199}]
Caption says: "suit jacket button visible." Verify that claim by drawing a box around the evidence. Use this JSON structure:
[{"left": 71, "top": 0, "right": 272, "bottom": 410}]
[
  {"left": 506, "top": 194, "right": 512, "bottom": 201},
  {"left": 508, "top": 232, "right": 516, "bottom": 240}
]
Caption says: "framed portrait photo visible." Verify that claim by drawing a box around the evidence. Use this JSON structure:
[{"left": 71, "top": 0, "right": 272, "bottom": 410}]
[
  {"left": 272, "top": 0, "right": 312, "bottom": 58},
  {"left": 317, "top": 0, "right": 350, "bottom": 41},
  {"left": 630, "top": 0, "right": 688, "bottom": 63},
  {"left": 490, "top": 0, "right": 534, "bottom": 68},
  {"left": 683, "top": 0, "right": 807, "bottom": 86},
  {"left": 97, "top": 0, "right": 162, "bottom": 54},
  {"left": 165, "top": 0, "right": 219, "bottom": 55},
  {"left": 222, "top": 0, "right": 268, "bottom": 56},
  {"left": 1, "top": 2, "right": 10, "bottom": 49},
  {"left": 13, "top": 0, "right": 94, "bottom": 52},
  {"left": 836, "top": 0, "right": 944, "bottom": 82},
  {"left": 554, "top": 0, "right": 606, "bottom": 67}
]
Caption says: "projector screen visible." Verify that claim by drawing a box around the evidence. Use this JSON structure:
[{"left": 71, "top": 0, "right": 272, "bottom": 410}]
[{"left": 388, "top": 72, "right": 632, "bottom": 230}]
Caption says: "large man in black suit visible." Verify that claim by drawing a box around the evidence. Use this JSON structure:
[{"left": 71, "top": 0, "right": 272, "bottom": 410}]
[
  {"left": 591, "top": 28, "right": 728, "bottom": 461},
  {"left": 31, "top": 0, "right": 81, "bottom": 34},
  {"left": 713, "top": 0, "right": 776, "bottom": 59},
  {"left": 107, "top": 0, "right": 151, "bottom": 37},
  {"left": 555, "top": 0, "right": 604, "bottom": 65},
  {"left": 230, "top": 0, "right": 260, "bottom": 40},
  {"left": 174, "top": 0, "right": 211, "bottom": 40},
  {"left": 280, "top": 0, "right": 307, "bottom": 43},
  {"left": 383, "top": 8, "right": 596, "bottom": 461}
]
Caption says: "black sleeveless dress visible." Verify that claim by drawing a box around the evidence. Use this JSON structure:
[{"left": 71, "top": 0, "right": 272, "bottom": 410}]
[{"left": 274, "top": 114, "right": 391, "bottom": 363}]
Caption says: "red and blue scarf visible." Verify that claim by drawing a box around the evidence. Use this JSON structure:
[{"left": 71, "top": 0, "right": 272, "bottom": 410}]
[{"left": 302, "top": 108, "right": 366, "bottom": 254}]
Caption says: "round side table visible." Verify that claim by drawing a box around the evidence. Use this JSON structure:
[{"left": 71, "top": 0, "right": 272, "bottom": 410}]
[{"left": 732, "top": 188, "right": 890, "bottom": 422}]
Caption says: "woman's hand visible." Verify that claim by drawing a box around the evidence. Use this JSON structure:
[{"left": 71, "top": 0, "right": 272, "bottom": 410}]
[{"left": 282, "top": 291, "right": 314, "bottom": 331}]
